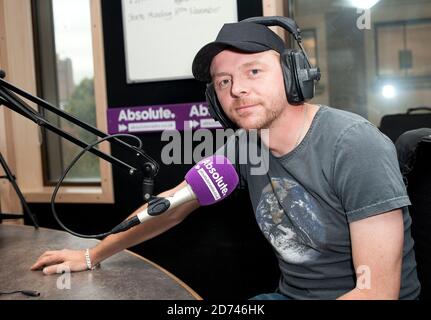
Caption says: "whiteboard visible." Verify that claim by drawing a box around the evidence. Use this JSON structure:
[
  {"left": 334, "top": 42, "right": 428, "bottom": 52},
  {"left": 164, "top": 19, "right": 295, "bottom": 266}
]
[{"left": 121, "top": 0, "right": 238, "bottom": 83}]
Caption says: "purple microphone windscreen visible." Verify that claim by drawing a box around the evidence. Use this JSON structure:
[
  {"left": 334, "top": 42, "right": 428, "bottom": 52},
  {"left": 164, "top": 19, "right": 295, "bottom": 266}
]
[{"left": 185, "top": 155, "right": 239, "bottom": 206}]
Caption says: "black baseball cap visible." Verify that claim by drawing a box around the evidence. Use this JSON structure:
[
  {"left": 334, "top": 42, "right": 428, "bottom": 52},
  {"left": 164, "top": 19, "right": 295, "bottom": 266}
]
[{"left": 192, "top": 22, "right": 286, "bottom": 82}]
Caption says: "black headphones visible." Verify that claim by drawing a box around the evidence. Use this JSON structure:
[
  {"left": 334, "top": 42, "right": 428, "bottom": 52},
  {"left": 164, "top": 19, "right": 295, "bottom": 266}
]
[{"left": 205, "top": 16, "right": 321, "bottom": 129}]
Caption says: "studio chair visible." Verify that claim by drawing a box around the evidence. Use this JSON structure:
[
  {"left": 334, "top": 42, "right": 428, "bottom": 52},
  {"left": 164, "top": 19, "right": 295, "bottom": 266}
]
[
  {"left": 395, "top": 128, "right": 431, "bottom": 300},
  {"left": 380, "top": 107, "right": 431, "bottom": 143}
]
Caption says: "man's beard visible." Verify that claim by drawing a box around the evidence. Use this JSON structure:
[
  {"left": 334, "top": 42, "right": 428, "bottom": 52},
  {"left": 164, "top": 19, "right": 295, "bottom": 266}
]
[
  {"left": 231, "top": 97, "right": 285, "bottom": 130},
  {"left": 253, "top": 107, "right": 282, "bottom": 129}
]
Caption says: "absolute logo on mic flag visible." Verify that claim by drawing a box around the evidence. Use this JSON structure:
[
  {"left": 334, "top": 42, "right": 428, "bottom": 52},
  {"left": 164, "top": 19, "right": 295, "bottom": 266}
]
[
  {"left": 196, "top": 160, "right": 225, "bottom": 201},
  {"left": 185, "top": 155, "right": 239, "bottom": 206}
]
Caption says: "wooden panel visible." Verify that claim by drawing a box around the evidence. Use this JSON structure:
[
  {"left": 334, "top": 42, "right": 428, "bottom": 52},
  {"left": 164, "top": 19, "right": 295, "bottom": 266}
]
[
  {"left": 5, "top": 0, "right": 43, "bottom": 194},
  {"left": 0, "top": 0, "right": 25, "bottom": 214},
  {"left": 262, "top": 0, "right": 286, "bottom": 40},
  {"left": 90, "top": 0, "right": 114, "bottom": 202}
]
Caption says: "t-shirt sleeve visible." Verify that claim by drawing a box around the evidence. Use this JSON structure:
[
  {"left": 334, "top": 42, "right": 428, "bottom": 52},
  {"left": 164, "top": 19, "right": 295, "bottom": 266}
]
[{"left": 331, "top": 121, "right": 411, "bottom": 223}]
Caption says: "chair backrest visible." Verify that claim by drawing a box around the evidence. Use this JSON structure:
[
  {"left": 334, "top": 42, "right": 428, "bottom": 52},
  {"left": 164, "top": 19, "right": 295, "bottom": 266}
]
[
  {"left": 380, "top": 107, "right": 431, "bottom": 143},
  {"left": 396, "top": 129, "right": 431, "bottom": 300}
]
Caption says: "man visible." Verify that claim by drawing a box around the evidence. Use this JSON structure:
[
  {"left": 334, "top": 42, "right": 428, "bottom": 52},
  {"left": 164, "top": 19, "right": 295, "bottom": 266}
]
[{"left": 31, "top": 20, "right": 420, "bottom": 300}]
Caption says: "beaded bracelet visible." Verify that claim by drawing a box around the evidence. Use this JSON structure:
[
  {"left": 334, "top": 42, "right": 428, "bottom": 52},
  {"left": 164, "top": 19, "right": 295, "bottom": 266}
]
[{"left": 85, "top": 248, "right": 99, "bottom": 270}]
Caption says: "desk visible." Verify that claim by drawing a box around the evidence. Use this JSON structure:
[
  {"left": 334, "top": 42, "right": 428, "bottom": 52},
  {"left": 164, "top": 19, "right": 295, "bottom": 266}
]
[{"left": 0, "top": 225, "right": 201, "bottom": 300}]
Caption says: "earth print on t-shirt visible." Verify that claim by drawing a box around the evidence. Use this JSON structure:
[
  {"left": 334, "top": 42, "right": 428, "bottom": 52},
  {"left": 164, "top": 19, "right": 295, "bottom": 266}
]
[{"left": 256, "top": 177, "right": 326, "bottom": 264}]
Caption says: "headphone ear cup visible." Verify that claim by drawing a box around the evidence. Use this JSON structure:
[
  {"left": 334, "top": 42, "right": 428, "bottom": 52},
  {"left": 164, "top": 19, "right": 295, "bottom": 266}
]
[
  {"left": 281, "top": 49, "right": 303, "bottom": 105},
  {"left": 205, "top": 84, "right": 238, "bottom": 129},
  {"left": 281, "top": 49, "right": 320, "bottom": 104},
  {"left": 290, "top": 50, "right": 320, "bottom": 102}
]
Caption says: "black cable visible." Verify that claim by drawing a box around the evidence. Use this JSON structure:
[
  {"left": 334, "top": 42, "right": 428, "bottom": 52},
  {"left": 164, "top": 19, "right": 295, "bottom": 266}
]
[
  {"left": 51, "top": 133, "right": 143, "bottom": 239},
  {"left": 0, "top": 290, "right": 40, "bottom": 297}
]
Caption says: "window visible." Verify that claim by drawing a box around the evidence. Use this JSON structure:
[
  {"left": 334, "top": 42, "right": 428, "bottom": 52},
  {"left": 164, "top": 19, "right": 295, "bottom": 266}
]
[
  {"left": 33, "top": 0, "right": 100, "bottom": 185},
  {"left": 376, "top": 19, "right": 431, "bottom": 78},
  {"left": 298, "top": 28, "right": 324, "bottom": 95},
  {"left": 288, "top": 0, "right": 431, "bottom": 126},
  {"left": 301, "top": 29, "right": 318, "bottom": 67}
]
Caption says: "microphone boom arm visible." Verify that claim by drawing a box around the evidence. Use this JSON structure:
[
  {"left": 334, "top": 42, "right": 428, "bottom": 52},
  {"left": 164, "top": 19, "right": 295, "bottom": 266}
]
[{"left": 0, "top": 71, "right": 159, "bottom": 199}]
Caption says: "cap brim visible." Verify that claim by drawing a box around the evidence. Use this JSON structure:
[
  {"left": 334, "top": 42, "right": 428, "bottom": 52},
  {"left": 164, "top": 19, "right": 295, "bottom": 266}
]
[{"left": 192, "top": 41, "right": 270, "bottom": 82}]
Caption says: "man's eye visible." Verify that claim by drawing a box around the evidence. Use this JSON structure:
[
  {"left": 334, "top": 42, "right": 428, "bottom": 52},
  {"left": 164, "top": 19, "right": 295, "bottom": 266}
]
[
  {"left": 250, "top": 69, "right": 261, "bottom": 76},
  {"left": 218, "top": 79, "right": 231, "bottom": 89}
]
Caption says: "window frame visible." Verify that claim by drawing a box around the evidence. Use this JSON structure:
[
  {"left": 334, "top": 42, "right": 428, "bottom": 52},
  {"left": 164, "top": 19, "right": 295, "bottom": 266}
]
[
  {"left": 0, "top": 0, "right": 114, "bottom": 205},
  {"left": 33, "top": 0, "right": 103, "bottom": 187}
]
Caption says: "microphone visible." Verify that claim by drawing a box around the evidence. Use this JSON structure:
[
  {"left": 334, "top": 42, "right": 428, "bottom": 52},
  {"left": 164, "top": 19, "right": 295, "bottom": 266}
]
[{"left": 110, "top": 155, "right": 239, "bottom": 234}]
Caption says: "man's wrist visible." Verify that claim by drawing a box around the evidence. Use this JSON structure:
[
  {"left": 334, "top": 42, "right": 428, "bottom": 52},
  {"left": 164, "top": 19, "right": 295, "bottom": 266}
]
[{"left": 85, "top": 248, "right": 100, "bottom": 270}]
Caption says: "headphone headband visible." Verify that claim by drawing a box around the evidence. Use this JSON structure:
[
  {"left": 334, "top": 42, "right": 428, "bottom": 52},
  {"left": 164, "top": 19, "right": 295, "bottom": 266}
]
[
  {"left": 241, "top": 16, "right": 316, "bottom": 69},
  {"left": 241, "top": 16, "right": 302, "bottom": 41}
]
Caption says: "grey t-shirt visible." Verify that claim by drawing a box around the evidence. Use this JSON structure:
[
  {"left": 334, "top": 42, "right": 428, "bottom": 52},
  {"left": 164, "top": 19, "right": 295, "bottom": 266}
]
[{"left": 219, "top": 105, "right": 420, "bottom": 299}]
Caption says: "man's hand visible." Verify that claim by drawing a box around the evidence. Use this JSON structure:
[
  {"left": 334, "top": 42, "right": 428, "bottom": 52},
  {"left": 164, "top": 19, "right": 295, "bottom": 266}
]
[{"left": 30, "top": 249, "right": 89, "bottom": 275}]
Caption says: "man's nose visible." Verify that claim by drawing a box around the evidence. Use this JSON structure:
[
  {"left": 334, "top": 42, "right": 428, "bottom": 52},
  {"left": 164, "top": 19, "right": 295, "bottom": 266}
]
[{"left": 231, "top": 78, "right": 249, "bottom": 98}]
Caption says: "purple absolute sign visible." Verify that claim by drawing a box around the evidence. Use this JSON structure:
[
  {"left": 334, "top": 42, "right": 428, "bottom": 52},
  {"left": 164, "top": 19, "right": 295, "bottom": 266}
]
[{"left": 107, "top": 102, "right": 222, "bottom": 134}]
